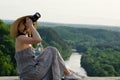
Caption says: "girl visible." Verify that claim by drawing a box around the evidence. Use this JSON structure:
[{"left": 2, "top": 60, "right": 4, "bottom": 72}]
[{"left": 10, "top": 15, "right": 83, "bottom": 80}]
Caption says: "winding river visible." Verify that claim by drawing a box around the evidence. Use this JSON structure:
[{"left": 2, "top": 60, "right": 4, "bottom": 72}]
[{"left": 65, "top": 52, "right": 87, "bottom": 77}]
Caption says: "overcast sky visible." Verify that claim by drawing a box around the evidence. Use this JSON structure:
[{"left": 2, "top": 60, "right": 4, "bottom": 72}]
[{"left": 0, "top": 0, "right": 120, "bottom": 26}]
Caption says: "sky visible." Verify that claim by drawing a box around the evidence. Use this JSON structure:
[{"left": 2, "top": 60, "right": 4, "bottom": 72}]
[{"left": 0, "top": 0, "right": 120, "bottom": 26}]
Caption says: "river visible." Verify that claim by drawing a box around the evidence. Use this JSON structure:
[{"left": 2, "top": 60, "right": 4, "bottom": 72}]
[{"left": 65, "top": 52, "right": 87, "bottom": 77}]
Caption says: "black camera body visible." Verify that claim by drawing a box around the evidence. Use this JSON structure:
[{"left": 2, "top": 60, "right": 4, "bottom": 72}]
[{"left": 29, "top": 12, "right": 41, "bottom": 22}]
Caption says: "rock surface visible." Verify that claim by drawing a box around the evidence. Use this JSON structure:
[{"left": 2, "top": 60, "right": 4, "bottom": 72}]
[{"left": 0, "top": 76, "right": 120, "bottom": 80}]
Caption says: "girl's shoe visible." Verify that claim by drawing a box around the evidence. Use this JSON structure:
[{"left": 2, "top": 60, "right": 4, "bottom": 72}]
[{"left": 64, "top": 73, "right": 82, "bottom": 80}]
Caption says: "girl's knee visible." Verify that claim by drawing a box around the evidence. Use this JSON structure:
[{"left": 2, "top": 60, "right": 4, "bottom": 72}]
[
  {"left": 45, "top": 46, "right": 58, "bottom": 55},
  {"left": 46, "top": 46, "right": 57, "bottom": 51}
]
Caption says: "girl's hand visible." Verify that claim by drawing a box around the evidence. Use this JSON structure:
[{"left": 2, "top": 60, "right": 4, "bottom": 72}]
[{"left": 25, "top": 17, "right": 33, "bottom": 27}]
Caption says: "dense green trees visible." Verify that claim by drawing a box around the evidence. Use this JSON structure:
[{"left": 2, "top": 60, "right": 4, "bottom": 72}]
[
  {"left": 53, "top": 26, "right": 120, "bottom": 76},
  {"left": 0, "top": 20, "right": 16, "bottom": 76},
  {"left": 37, "top": 27, "right": 72, "bottom": 59},
  {"left": 81, "top": 48, "right": 120, "bottom": 76}
]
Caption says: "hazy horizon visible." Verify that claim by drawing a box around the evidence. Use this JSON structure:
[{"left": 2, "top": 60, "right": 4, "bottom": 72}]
[{"left": 4, "top": 19, "right": 120, "bottom": 28}]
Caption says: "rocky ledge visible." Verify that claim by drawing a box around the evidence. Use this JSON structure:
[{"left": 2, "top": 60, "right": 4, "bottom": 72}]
[{"left": 0, "top": 76, "right": 120, "bottom": 80}]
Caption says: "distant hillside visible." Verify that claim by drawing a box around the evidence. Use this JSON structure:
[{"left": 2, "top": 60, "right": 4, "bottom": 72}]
[
  {"left": 3, "top": 20, "right": 120, "bottom": 32},
  {"left": 53, "top": 26, "right": 120, "bottom": 44}
]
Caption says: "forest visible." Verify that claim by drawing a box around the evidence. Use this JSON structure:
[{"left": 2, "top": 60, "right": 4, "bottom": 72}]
[
  {"left": 0, "top": 20, "right": 120, "bottom": 76},
  {"left": 53, "top": 26, "right": 120, "bottom": 76}
]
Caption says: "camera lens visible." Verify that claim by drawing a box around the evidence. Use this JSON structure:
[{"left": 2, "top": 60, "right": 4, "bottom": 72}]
[{"left": 30, "top": 12, "right": 41, "bottom": 22}]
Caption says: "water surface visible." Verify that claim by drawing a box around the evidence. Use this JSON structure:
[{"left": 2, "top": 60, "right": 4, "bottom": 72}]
[{"left": 65, "top": 52, "right": 87, "bottom": 77}]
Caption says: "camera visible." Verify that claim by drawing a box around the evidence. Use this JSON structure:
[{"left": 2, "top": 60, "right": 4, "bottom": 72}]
[{"left": 29, "top": 12, "right": 41, "bottom": 22}]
